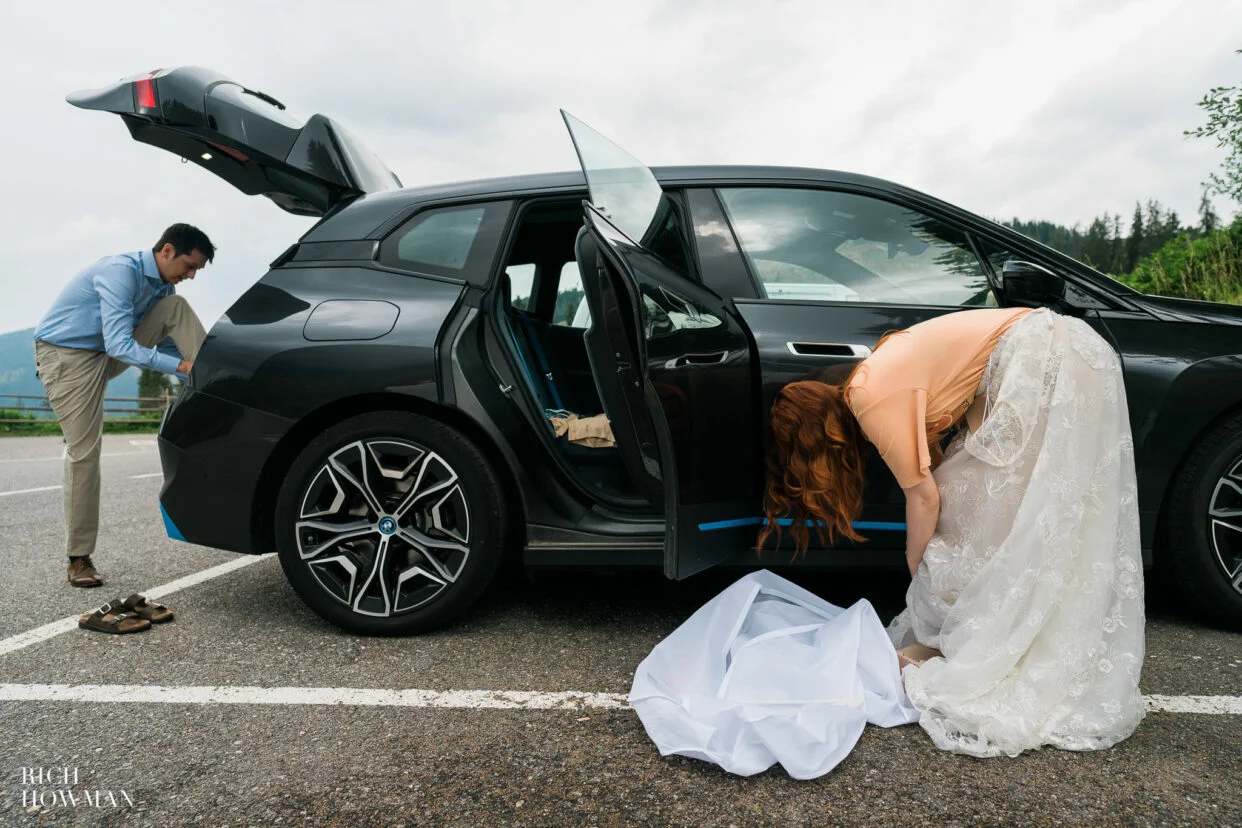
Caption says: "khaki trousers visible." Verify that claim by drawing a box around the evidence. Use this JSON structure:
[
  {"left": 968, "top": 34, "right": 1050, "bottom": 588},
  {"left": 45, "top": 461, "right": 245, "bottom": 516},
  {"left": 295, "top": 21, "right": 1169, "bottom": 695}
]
[{"left": 34, "top": 295, "right": 206, "bottom": 559}]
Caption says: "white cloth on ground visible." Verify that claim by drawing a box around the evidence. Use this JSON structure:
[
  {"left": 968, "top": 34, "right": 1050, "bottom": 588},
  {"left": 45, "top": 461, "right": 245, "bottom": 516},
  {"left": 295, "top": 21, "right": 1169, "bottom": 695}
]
[{"left": 629, "top": 570, "right": 919, "bottom": 779}]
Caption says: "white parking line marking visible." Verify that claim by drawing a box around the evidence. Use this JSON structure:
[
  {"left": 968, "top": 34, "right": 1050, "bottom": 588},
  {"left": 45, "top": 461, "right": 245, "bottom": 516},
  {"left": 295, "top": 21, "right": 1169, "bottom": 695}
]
[
  {"left": 130, "top": 472, "right": 163, "bottom": 479},
  {"left": 0, "top": 554, "right": 275, "bottom": 657},
  {"left": 0, "top": 484, "right": 62, "bottom": 497},
  {"left": 128, "top": 439, "right": 157, "bottom": 446},
  {"left": 1143, "top": 695, "right": 1242, "bottom": 714},
  {"left": 0, "top": 449, "right": 158, "bottom": 465},
  {"left": 0, "top": 685, "right": 1234, "bottom": 713},
  {"left": 0, "top": 684, "right": 632, "bottom": 709}
]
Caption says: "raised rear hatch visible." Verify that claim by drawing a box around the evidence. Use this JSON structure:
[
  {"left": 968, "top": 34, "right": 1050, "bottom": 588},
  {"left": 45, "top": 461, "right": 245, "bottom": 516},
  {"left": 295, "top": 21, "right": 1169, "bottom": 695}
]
[{"left": 68, "top": 66, "right": 400, "bottom": 216}]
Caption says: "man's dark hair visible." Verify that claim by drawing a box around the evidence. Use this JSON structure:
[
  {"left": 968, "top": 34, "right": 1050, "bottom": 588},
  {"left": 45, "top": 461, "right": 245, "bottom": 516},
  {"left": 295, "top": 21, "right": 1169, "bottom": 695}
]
[{"left": 153, "top": 223, "right": 215, "bottom": 263}]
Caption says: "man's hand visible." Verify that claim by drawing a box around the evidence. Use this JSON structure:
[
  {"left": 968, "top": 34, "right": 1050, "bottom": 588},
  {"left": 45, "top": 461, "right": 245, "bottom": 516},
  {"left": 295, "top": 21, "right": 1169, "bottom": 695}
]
[{"left": 177, "top": 359, "right": 193, "bottom": 376}]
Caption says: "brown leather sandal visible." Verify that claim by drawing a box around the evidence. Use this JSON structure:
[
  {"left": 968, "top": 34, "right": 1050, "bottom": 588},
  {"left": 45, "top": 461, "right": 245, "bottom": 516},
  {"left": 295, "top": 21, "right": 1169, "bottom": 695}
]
[
  {"left": 121, "top": 593, "right": 173, "bottom": 623},
  {"left": 78, "top": 600, "right": 150, "bottom": 635},
  {"left": 67, "top": 556, "right": 103, "bottom": 588}
]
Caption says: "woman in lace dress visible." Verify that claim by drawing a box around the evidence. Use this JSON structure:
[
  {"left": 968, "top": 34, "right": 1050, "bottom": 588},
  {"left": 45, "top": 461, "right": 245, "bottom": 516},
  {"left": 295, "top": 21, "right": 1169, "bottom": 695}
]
[{"left": 761, "top": 307, "right": 1145, "bottom": 757}]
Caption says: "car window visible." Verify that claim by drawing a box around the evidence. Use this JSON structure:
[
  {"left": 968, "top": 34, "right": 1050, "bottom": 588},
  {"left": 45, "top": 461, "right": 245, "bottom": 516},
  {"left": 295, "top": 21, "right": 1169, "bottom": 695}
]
[
  {"left": 556, "top": 261, "right": 589, "bottom": 328},
  {"left": 639, "top": 284, "right": 721, "bottom": 341},
  {"left": 976, "top": 237, "right": 1022, "bottom": 278},
  {"left": 717, "top": 188, "right": 993, "bottom": 307},
  {"left": 563, "top": 112, "right": 664, "bottom": 246},
  {"left": 505, "top": 264, "right": 535, "bottom": 311},
  {"left": 379, "top": 201, "right": 511, "bottom": 283}
]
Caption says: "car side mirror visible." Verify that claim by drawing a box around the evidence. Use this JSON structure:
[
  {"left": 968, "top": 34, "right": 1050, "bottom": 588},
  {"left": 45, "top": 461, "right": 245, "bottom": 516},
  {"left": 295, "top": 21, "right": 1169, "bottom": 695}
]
[{"left": 1002, "top": 260, "right": 1065, "bottom": 305}]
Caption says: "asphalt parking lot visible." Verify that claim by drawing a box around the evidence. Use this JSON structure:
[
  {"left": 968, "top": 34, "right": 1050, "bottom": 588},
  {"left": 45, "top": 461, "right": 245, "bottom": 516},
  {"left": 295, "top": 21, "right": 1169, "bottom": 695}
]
[{"left": 2, "top": 434, "right": 1241, "bottom": 826}]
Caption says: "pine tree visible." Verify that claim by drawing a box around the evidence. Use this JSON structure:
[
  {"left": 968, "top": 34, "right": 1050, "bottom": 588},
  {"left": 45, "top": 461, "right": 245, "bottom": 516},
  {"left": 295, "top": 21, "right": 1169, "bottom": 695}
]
[
  {"left": 1199, "top": 189, "right": 1220, "bottom": 235},
  {"left": 1124, "top": 203, "right": 1145, "bottom": 272},
  {"left": 1081, "top": 216, "right": 1113, "bottom": 271},
  {"left": 1109, "top": 213, "right": 1126, "bottom": 274}
]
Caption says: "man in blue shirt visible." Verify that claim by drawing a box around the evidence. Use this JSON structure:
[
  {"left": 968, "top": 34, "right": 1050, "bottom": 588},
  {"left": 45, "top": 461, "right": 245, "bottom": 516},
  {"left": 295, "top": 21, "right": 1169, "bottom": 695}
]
[{"left": 34, "top": 224, "right": 213, "bottom": 588}]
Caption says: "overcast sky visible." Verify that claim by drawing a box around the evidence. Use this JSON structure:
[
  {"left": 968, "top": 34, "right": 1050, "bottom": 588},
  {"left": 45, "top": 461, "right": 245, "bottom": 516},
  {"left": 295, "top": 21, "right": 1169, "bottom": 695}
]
[{"left": 1, "top": 0, "right": 1239, "bottom": 335}]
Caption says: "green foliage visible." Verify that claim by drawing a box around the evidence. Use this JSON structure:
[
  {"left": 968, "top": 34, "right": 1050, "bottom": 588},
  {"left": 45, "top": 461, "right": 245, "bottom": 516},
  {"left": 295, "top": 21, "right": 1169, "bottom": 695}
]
[
  {"left": 1119, "top": 215, "right": 1242, "bottom": 305},
  {"left": 1186, "top": 50, "right": 1242, "bottom": 204},
  {"left": 1003, "top": 193, "right": 1240, "bottom": 305},
  {"left": 0, "top": 407, "right": 161, "bottom": 438}
]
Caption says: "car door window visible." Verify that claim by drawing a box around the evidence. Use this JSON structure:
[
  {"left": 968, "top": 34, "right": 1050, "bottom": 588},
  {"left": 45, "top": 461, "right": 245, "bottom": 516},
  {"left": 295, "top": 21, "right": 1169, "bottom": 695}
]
[
  {"left": 505, "top": 263, "right": 535, "bottom": 310},
  {"left": 556, "top": 261, "right": 590, "bottom": 328},
  {"left": 717, "top": 188, "right": 993, "bottom": 307}
]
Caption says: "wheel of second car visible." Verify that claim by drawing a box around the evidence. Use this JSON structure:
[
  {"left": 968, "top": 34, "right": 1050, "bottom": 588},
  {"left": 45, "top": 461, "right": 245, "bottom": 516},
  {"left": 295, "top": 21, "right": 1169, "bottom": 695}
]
[
  {"left": 1161, "top": 410, "right": 1242, "bottom": 630},
  {"left": 274, "top": 410, "right": 507, "bottom": 635}
]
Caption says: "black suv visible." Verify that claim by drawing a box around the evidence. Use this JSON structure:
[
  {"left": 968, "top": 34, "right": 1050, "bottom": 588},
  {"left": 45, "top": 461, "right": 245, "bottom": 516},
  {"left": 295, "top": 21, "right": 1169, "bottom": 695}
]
[{"left": 70, "top": 67, "right": 1242, "bottom": 633}]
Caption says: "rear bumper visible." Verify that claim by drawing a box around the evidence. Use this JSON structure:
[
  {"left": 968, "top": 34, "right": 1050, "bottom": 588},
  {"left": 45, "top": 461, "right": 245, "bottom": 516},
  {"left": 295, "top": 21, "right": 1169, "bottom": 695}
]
[{"left": 157, "top": 389, "right": 292, "bottom": 554}]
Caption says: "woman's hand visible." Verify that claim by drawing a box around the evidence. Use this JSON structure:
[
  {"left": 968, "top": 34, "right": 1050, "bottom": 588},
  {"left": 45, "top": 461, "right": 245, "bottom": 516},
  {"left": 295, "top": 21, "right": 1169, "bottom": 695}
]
[{"left": 903, "top": 475, "right": 940, "bottom": 577}]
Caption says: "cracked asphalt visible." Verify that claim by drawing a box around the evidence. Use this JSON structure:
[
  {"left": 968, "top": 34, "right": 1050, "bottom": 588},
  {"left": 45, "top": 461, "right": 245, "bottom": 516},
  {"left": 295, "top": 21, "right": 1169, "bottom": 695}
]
[{"left": 2, "top": 435, "right": 1241, "bottom": 827}]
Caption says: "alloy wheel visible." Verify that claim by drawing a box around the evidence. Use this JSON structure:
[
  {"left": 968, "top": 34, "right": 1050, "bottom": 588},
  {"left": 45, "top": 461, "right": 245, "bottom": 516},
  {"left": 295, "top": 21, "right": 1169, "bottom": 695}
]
[
  {"left": 1209, "top": 452, "right": 1242, "bottom": 598},
  {"left": 294, "top": 439, "right": 471, "bottom": 616}
]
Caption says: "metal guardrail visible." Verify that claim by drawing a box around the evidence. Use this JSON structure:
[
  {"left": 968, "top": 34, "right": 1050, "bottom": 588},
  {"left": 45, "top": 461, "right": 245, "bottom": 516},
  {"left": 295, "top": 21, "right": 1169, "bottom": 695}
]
[{"left": 0, "top": 392, "right": 172, "bottom": 424}]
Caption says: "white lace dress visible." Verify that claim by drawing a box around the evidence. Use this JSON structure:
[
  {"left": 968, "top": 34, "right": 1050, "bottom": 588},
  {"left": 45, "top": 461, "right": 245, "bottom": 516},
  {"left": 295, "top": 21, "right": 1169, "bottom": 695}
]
[{"left": 889, "top": 308, "right": 1146, "bottom": 757}]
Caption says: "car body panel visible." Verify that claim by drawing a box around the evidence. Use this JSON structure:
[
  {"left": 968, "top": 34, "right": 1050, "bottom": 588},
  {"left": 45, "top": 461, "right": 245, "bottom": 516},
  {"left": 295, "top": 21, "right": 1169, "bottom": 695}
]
[
  {"left": 159, "top": 265, "right": 463, "bottom": 551},
  {"left": 1093, "top": 311, "right": 1242, "bottom": 553}
]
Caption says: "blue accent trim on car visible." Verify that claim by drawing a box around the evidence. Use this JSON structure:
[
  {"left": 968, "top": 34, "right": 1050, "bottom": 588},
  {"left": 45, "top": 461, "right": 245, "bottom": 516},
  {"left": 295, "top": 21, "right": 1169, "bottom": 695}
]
[
  {"left": 697, "top": 517, "right": 907, "bottom": 532},
  {"left": 160, "top": 502, "right": 186, "bottom": 542}
]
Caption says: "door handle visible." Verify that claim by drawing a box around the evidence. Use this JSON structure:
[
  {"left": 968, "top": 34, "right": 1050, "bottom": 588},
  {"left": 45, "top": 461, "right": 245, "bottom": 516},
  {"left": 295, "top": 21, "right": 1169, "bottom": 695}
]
[
  {"left": 786, "top": 342, "right": 873, "bottom": 357},
  {"left": 664, "top": 350, "right": 730, "bottom": 369}
]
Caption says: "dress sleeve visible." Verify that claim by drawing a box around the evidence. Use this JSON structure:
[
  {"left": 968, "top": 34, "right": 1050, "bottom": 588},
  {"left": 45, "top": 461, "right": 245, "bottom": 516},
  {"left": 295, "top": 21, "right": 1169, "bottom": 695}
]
[{"left": 854, "top": 388, "right": 932, "bottom": 489}]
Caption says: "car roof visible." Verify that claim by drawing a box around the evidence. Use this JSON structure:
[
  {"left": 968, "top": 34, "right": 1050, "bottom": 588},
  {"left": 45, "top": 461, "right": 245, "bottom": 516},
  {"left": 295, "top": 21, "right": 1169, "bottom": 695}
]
[
  {"left": 304, "top": 165, "right": 949, "bottom": 243},
  {"left": 382, "top": 165, "right": 920, "bottom": 202}
]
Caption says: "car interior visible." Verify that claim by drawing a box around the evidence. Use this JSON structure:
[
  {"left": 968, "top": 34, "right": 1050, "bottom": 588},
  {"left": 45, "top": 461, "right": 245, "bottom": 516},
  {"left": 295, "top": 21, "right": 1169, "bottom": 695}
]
[{"left": 493, "top": 199, "right": 650, "bottom": 509}]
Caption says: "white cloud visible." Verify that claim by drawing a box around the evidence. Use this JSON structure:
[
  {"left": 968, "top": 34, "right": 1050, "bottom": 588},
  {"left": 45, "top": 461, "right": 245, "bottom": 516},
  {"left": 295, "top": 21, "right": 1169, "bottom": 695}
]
[{"left": 0, "top": 0, "right": 1238, "bottom": 333}]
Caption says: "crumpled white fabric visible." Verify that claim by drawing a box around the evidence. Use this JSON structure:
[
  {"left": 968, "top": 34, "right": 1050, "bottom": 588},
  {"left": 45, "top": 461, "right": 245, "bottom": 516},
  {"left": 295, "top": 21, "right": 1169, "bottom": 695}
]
[{"left": 629, "top": 570, "right": 919, "bottom": 779}]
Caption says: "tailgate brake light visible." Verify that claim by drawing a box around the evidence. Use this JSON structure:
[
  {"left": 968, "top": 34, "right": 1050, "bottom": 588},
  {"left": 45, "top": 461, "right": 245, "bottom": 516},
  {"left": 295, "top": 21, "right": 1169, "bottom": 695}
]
[{"left": 133, "top": 69, "right": 161, "bottom": 110}]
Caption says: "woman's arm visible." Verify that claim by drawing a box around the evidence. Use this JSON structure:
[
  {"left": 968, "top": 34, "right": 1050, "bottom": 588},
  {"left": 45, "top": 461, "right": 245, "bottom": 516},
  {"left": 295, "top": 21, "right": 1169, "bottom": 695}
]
[{"left": 903, "top": 475, "right": 940, "bottom": 576}]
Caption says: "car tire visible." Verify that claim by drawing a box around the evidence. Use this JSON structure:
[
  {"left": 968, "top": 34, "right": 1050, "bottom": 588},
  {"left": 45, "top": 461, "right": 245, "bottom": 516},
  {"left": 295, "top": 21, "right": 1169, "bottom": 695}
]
[
  {"left": 1161, "top": 411, "right": 1242, "bottom": 630},
  {"left": 274, "top": 410, "right": 507, "bottom": 635}
]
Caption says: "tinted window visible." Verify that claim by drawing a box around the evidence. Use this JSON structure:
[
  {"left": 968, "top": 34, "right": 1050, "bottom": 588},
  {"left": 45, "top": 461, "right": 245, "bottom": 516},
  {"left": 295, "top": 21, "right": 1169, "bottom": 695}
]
[
  {"left": 977, "top": 237, "right": 1021, "bottom": 280},
  {"left": 555, "top": 261, "right": 589, "bottom": 328},
  {"left": 379, "top": 201, "right": 511, "bottom": 283},
  {"left": 505, "top": 264, "right": 535, "bottom": 310},
  {"left": 717, "top": 188, "right": 992, "bottom": 306}
]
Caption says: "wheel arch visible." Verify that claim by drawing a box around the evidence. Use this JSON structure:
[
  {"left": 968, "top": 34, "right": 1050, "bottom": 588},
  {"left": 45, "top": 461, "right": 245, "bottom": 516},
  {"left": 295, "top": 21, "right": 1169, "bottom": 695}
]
[
  {"left": 250, "top": 392, "right": 527, "bottom": 557},
  {"left": 1153, "top": 397, "right": 1242, "bottom": 567}
]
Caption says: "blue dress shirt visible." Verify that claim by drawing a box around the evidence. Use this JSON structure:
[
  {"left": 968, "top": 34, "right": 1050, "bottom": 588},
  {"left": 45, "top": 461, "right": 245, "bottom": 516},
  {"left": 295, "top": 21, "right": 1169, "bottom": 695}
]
[{"left": 34, "top": 249, "right": 184, "bottom": 375}]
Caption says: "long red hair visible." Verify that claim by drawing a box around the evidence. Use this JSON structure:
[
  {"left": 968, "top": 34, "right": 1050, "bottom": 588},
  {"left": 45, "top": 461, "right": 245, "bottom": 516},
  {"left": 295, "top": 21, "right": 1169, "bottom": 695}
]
[{"left": 759, "top": 332, "right": 912, "bottom": 555}]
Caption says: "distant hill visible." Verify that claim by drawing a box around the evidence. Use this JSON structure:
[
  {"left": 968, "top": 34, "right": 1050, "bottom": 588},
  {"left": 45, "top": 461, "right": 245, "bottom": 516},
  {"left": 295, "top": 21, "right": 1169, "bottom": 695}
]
[{"left": 0, "top": 327, "right": 138, "bottom": 417}]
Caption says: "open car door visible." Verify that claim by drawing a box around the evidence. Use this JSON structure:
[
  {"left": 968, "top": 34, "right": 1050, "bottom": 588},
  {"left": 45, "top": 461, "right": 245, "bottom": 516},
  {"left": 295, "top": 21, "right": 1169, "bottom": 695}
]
[
  {"left": 68, "top": 66, "right": 401, "bottom": 216},
  {"left": 564, "top": 112, "right": 763, "bottom": 579}
]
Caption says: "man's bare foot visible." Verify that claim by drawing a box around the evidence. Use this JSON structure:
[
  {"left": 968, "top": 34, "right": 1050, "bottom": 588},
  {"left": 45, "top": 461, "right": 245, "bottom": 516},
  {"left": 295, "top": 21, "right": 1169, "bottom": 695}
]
[{"left": 897, "top": 644, "right": 942, "bottom": 669}]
